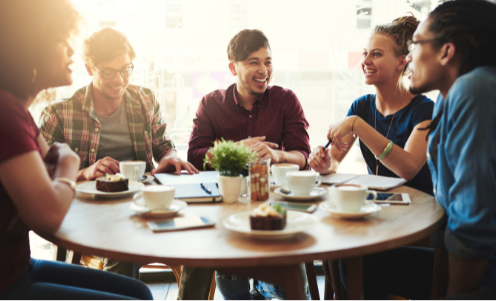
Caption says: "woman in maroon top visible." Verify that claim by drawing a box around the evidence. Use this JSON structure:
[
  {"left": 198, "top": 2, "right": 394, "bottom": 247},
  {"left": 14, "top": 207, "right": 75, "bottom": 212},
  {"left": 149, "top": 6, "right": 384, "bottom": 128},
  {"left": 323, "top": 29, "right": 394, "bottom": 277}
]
[{"left": 0, "top": 1, "right": 151, "bottom": 299}]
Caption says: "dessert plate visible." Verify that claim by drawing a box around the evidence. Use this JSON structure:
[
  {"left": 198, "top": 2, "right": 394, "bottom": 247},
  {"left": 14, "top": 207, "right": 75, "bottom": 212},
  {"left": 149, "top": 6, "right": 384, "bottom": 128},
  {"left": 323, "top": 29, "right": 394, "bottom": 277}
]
[
  {"left": 140, "top": 175, "right": 155, "bottom": 184},
  {"left": 130, "top": 198, "right": 187, "bottom": 218},
  {"left": 76, "top": 181, "right": 144, "bottom": 197},
  {"left": 319, "top": 200, "right": 381, "bottom": 219},
  {"left": 223, "top": 210, "right": 318, "bottom": 240},
  {"left": 274, "top": 187, "right": 327, "bottom": 201}
]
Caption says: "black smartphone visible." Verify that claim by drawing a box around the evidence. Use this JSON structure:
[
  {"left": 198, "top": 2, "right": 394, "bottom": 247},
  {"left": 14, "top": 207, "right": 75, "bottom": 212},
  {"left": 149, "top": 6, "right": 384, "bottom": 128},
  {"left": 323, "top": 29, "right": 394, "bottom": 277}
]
[
  {"left": 367, "top": 193, "right": 411, "bottom": 205},
  {"left": 272, "top": 201, "right": 317, "bottom": 213},
  {"left": 147, "top": 216, "right": 215, "bottom": 232}
]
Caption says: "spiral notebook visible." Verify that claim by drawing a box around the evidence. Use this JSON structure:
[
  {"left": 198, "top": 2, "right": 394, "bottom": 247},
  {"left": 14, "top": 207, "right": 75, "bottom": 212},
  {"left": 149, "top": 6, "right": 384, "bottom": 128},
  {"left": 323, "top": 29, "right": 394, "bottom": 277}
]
[{"left": 154, "top": 171, "right": 222, "bottom": 203}]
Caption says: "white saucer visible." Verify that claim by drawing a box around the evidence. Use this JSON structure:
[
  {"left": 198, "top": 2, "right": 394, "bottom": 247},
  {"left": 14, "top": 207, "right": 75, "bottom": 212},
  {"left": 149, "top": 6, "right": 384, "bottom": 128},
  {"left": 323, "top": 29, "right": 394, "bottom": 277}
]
[
  {"left": 140, "top": 175, "right": 155, "bottom": 184},
  {"left": 130, "top": 198, "right": 187, "bottom": 218},
  {"left": 274, "top": 187, "right": 327, "bottom": 201},
  {"left": 223, "top": 210, "right": 318, "bottom": 240},
  {"left": 76, "top": 181, "right": 144, "bottom": 198},
  {"left": 319, "top": 200, "right": 382, "bottom": 219}
]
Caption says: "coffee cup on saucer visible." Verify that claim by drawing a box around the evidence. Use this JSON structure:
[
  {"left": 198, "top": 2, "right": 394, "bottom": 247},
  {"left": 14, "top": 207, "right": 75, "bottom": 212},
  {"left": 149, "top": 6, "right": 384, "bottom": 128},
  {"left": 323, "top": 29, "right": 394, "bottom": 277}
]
[
  {"left": 133, "top": 185, "right": 175, "bottom": 211},
  {"left": 120, "top": 161, "right": 146, "bottom": 181},
  {"left": 330, "top": 184, "right": 377, "bottom": 213},
  {"left": 271, "top": 163, "right": 299, "bottom": 186},
  {"left": 286, "top": 171, "right": 322, "bottom": 196}
]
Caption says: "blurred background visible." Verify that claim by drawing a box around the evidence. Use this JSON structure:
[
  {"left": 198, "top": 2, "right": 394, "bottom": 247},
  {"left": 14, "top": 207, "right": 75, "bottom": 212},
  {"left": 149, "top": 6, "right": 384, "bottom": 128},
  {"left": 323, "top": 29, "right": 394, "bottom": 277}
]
[{"left": 30, "top": 0, "right": 446, "bottom": 182}]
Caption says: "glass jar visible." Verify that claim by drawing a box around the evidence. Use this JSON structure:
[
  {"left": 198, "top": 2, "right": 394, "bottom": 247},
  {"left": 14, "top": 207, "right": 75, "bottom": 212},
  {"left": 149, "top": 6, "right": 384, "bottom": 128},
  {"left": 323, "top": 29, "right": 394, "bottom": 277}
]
[{"left": 249, "top": 158, "right": 271, "bottom": 201}]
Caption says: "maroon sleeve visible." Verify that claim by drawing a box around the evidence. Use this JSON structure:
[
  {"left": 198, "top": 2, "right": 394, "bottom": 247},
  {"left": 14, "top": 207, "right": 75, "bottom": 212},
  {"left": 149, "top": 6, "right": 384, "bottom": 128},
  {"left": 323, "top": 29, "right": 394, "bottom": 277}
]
[
  {"left": 187, "top": 96, "right": 216, "bottom": 171},
  {"left": 282, "top": 91, "right": 311, "bottom": 169},
  {"left": 0, "top": 91, "right": 41, "bottom": 164}
]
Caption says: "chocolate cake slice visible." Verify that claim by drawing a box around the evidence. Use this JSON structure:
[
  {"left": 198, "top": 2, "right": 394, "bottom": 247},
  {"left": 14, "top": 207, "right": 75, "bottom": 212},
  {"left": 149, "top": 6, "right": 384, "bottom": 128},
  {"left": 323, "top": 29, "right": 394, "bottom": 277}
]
[
  {"left": 96, "top": 177, "right": 129, "bottom": 192},
  {"left": 250, "top": 204, "right": 287, "bottom": 230}
]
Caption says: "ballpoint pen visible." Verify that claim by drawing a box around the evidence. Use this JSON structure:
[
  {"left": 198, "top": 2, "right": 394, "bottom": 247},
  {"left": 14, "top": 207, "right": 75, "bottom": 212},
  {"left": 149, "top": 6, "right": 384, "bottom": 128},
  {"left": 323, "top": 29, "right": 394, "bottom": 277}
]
[
  {"left": 323, "top": 138, "right": 333, "bottom": 150},
  {"left": 200, "top": 183, "right": 212, "bottom": 194}
]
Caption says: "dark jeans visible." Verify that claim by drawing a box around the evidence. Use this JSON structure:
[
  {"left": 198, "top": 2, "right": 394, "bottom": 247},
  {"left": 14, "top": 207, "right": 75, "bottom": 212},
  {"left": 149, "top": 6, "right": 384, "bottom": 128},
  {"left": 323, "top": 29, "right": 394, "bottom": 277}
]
[
  {"left": 339, "top": 247, "right": 434, "bottom": 300},
  {"left": 0, "top": 259, "right": 152, "bottom": 300}
]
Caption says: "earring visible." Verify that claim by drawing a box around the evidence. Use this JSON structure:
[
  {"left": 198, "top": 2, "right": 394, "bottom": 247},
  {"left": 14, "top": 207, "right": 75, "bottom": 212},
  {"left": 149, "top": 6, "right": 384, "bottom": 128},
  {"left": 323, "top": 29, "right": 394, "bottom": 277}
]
[{"left": 31, "top": 68, "right": 37, "bottom": 83}]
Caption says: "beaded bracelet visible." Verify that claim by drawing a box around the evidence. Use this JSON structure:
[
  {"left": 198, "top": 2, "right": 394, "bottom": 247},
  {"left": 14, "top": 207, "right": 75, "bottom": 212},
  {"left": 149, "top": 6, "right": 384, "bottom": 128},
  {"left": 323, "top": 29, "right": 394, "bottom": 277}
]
[{"left": 376, "top": 140, "right": 393, "bottom": 160}]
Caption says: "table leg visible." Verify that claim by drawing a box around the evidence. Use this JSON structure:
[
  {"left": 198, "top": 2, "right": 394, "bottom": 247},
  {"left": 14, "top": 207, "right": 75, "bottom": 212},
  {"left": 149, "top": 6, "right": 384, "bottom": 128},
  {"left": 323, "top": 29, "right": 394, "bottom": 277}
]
[
  {"left": 220, "top": 264, "right": 307, "bottom": 300},
  {"left": 329, "top": 260, "right": 343, "bottom": 300},
  {"left": 346, "top": 256, "right": 363, "bottom": 300},
  {"left": 305, "top": 262, "right": 320, "bottom": 300}
]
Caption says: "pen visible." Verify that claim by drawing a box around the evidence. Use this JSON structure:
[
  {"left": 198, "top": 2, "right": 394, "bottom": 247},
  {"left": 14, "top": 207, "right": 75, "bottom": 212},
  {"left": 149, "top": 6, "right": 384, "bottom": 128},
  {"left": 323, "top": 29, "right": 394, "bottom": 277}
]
[
  {"left": 323, "top": 138, "right": 333, "bottom": 150},
  {"left": 200, "top": 183, "right": 212, "bottom": 194}
]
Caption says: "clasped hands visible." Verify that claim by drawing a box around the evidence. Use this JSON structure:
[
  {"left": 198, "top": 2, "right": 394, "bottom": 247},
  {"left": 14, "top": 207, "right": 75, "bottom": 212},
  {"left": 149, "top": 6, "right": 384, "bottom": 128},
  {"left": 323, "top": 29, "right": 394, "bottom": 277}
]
[{"left": 238, "top": 136, "right": 280, "bottom": 162}]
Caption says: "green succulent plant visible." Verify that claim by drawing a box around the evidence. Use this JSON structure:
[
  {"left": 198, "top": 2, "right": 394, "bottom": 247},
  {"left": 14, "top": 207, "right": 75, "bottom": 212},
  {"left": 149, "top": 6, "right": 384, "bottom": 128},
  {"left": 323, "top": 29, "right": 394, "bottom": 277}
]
[{"left": 203, "top": 138, "right": 257, "bottom": 177}]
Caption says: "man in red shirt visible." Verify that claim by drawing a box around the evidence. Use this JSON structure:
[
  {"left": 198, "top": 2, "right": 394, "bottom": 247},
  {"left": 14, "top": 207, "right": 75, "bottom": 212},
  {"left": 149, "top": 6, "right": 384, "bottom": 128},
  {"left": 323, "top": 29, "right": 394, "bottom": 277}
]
[
  {"left": 188, "top": 29, "right": 311, "bottom": 171},
  {"left": 182, "top": 29, "right": 310, "bottom": 300}
]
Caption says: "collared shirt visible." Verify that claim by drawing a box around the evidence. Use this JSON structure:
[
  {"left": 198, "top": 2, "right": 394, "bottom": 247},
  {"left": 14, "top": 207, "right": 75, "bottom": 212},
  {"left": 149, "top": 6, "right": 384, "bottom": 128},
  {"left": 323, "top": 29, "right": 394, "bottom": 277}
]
[
  {"left": 427, "top": 66, "right": 496, "bottom": 286},
  {"left": 188, "top": 84, "right": 311, "bottom": 170},
  {"left": 39, "top": 83, "right": 175, "bottom": 172}
]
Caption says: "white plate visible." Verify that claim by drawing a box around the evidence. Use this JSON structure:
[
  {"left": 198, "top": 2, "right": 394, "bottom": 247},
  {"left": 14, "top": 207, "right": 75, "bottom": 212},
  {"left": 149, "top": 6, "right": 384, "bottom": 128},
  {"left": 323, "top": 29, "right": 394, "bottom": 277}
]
[
  {"left": 76, "top": 181, "right": 144, "bottom": 197},
  {"left": 130, "top": 198, "right": 187, "bottom": 218},
  {"left": 223, "top": 210, "right": 318, "bottom": 240},
  {"left": 274, "top": 187, "right": 327, "bottom": 201},
  {"left": 319, "top": 200, "right": 382, "bottom": 219},
  {"left": 140, "top": 175, "right": 155, "bottom": 184}
]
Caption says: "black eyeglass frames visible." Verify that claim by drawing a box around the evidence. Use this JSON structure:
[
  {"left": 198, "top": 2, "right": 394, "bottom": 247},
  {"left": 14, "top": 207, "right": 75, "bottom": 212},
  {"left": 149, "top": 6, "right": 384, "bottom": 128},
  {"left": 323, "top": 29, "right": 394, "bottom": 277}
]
[{"left": 93, "top": 62, "right": 134, "bottom": 80}]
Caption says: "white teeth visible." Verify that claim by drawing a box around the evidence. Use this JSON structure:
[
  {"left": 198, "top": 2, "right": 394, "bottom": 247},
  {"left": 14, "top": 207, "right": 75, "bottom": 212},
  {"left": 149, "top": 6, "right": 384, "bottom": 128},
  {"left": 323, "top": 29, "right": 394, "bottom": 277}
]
[
  {"left": 365, "top": 69, "right": 377, "bottom": 74},
  {"left": 254, "top": 78, "right": 266, "bottom": 83}
]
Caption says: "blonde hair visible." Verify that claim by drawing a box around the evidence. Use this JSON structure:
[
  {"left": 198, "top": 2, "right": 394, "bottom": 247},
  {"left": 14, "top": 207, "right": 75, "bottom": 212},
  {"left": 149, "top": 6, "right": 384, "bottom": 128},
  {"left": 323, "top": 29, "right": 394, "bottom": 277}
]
[{"left": 83, "top": 27, "right": 136, "bottom": 68}]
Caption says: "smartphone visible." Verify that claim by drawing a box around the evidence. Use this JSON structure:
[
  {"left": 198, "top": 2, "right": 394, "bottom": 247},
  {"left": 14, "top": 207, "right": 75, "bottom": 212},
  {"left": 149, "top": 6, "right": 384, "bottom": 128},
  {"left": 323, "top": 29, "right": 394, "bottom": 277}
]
[
  {"left": 272, "top": 201, "right": 317, "bottom": 213},
  {"left": 367, "top": 193, "right": 411, "bottom": 205},
  {"left": 147, "top": 216, "right": 215, "bottom": 232}
]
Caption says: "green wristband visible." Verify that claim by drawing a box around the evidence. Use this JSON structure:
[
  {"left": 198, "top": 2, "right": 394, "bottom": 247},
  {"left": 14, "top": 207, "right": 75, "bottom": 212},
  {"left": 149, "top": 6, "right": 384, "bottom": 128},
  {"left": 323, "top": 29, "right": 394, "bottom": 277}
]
[{"left": 376, "top": 140, "right": 393, "bottom": 160}]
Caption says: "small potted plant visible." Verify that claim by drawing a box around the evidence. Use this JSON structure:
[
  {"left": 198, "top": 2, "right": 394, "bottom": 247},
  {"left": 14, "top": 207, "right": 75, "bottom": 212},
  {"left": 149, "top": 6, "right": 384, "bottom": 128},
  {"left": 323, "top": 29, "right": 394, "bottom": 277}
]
[{"left": 204, "top": 139, "right": 257, "bottom": 203}]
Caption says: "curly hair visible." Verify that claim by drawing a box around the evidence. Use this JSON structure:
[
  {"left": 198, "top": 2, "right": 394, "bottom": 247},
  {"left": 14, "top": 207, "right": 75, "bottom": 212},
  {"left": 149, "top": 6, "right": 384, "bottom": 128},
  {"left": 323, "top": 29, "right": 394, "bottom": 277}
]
[
  {"left": 83, "top": 27, "right": 137, "bottom": 68},
  {"left": 0, "top": 0, "right": 81, "bottom": 100},
  {"left": 227, "top": 29, "right": 271, "bottom": 62},
  {"left": 374, "top": 14, "right": 420, "bottom": 75}
]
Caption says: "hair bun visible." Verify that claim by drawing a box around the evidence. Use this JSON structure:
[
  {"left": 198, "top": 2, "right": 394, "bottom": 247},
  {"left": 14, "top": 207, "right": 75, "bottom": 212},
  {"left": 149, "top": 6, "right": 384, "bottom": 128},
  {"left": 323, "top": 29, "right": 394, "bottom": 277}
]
[{"left": 393, "top": 14, "right": 420, "bottom": 29}]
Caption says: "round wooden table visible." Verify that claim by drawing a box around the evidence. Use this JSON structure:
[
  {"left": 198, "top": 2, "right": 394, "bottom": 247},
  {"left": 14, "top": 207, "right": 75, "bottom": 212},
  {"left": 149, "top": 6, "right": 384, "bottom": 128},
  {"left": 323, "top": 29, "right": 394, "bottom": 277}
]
[{"left": 46, "top": 183, "right": 444, "bottom": 299}]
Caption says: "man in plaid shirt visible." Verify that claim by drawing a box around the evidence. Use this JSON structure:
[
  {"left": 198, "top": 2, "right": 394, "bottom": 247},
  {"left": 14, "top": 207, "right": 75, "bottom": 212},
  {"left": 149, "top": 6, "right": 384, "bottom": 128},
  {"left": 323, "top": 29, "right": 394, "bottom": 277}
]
[
  {"left": 39, "top": 27, "right": 198, "bottom": 279},
  {"left": 39, "top": 27, "right": 197, "bottom": 182}
]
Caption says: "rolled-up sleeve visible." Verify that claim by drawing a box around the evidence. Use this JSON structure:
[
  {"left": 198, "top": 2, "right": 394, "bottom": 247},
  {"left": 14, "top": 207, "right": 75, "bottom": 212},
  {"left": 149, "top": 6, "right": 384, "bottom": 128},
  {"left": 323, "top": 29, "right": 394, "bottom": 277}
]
[
  {"left": 443, "top": 75, "right": 496, "bottom": 260},
  {"left": 38, "top": 105, "right": 65, "bottom": 146},
  {"left": 150, "top": 93, "right": 175, "bottom": 161},
  {"left": 188, "top": 97, "right": 216, "bottom": 170}
]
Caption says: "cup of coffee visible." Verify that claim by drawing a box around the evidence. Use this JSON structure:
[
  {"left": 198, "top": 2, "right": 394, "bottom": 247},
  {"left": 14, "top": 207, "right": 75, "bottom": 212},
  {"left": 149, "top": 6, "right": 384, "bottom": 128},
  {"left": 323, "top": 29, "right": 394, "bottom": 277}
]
[
  {"left": 133, "top": 185, "right": 175, "bottom": 211},
  {"left": 120, "top": 161, "right": 146, "bottom": 181},
  {"left": 286, "top": 171, "right": 322, "bottom": 196},
  {"left": 271, "top": 163, "right": 299, "bottom": 186},
  {"left": 330, "top": 184, "right": 377, "bottom": 213}
]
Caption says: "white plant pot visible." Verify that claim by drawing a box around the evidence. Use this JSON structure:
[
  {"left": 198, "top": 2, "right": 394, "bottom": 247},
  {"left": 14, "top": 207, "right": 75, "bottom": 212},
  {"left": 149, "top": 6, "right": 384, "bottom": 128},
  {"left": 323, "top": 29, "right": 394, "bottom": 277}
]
[{"left": 217, "top": 175, "right": 242, "bottom": 203}]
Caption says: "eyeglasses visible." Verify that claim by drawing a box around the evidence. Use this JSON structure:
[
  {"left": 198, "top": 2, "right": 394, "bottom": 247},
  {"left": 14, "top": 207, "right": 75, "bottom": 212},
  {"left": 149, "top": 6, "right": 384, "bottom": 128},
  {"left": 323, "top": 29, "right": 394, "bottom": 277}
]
[
  {"left": 93, "top": 62, "right": 134, "bottom": 80},
  {"left": 407, "top": 37, "right": 444, "bottom": 53}
]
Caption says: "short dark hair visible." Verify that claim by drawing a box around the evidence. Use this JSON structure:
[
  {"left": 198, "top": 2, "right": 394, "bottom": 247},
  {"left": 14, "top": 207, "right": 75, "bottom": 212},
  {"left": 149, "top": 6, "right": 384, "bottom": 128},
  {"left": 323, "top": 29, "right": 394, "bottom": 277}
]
[
  {"left": 0, "top": 0, "right": 81, "bottom": 100},
  {"left": 84, "top": 27, "right": 137, "bottom": 68},
  {"left": 227, "top": 29, "right": 271, "bottom": 62}
]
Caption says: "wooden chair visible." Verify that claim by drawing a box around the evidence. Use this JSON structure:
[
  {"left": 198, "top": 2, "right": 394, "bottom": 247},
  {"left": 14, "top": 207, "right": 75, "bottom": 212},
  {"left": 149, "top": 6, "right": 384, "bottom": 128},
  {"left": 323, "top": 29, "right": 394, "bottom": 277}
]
[{"left": 60, "top": 249, "right": 217, "bottom": 300}]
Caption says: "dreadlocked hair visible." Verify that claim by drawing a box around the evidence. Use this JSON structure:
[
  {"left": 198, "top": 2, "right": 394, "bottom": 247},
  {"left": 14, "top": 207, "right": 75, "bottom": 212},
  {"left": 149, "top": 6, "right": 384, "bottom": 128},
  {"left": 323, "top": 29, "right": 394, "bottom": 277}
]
[{"left": 421, "top": 0, "right": 496, "bottom": 137}]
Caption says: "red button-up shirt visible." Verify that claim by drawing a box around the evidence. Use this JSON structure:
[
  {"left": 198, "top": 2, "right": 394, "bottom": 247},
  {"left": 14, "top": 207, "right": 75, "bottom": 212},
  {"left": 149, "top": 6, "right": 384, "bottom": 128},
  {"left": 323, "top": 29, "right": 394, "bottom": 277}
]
[{"left": 188, "top": 84, "right": 310, "bottom": 170}]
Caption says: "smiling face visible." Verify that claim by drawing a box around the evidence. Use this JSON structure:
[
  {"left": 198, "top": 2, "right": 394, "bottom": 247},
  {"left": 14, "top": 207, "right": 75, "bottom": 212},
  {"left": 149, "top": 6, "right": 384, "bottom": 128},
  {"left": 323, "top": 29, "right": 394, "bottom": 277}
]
[
  {"left": 37, "top": 40, "right": 75, "bottom": 89},
  {"left": 407, "top": 18, "right": 445, "bottom": 95},
  {"left": 362, "top": 34, "right": 406, "bottom": 87},
  {"left": 87, "top": 52, "right": 132, "bottom": 102},
  {"left": 231, "top": 47, "right": 273, "bottom": 98}
]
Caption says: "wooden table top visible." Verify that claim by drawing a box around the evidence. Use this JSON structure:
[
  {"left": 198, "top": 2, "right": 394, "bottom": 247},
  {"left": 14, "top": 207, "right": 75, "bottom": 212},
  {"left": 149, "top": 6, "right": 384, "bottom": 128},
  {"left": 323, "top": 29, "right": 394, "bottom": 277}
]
[{"left": 46, "top": 183, "right": 444, "bottom": 268}]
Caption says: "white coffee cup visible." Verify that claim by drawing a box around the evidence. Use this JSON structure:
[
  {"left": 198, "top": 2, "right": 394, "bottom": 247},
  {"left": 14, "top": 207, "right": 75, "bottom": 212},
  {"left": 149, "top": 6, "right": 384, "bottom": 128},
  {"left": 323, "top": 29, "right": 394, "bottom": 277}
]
[
  {"left": 330, "top": 184, "right": 377, "bottom": 213},
  {"left": 133, "top": 185, "right": 175, "bottom": 211},
  {"left": 286, "top": 171, "right": 322, "bottom": 196},
  {"left": 120, "top": 161, "right": 146, "bottom": 181},
  {"left": 271, "top": 163, "right": 299, "bottom": 186}
]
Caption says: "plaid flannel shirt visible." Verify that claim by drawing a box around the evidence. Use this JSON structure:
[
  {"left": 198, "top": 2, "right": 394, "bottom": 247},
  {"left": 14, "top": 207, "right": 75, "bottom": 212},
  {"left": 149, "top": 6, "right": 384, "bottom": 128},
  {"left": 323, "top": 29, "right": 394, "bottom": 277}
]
[{"left": 39, "top": 83, "right": 175, "bottom": 172}]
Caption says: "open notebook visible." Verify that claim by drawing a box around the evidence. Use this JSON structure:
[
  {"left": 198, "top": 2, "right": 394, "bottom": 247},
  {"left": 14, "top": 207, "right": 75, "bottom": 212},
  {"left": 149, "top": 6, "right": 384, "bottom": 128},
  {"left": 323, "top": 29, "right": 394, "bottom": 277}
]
[
  {"left": 154, "top": 171, "right": 222, "bottom": 203},
  {"left": 320, "top": 173, "right": 406, "bottom": 190}
]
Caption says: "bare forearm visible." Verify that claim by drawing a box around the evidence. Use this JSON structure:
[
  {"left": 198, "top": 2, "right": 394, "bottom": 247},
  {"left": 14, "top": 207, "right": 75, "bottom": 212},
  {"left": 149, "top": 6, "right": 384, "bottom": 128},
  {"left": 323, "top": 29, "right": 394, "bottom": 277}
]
[
  {"left": 276, "top": 150, "right": 306, "bottom": 169},
  {"left": 353, "top": 118, "right": 424, "bottom": 180},
  {"left": 159, "top": 148, "right": 178, "bottom": 162}
]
